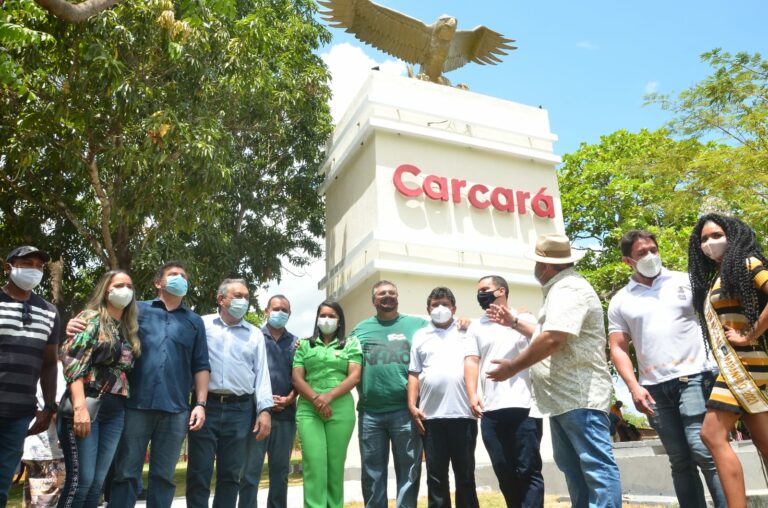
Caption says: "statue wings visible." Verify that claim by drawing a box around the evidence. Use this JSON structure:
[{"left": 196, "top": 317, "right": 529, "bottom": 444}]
[{"left": 318, "top": 0, "right": 516, "bottom": 74}]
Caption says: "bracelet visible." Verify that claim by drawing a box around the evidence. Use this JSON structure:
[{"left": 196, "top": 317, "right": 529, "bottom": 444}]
[{"left": 512, "top": 316, "right": 519, "bottom": 328}]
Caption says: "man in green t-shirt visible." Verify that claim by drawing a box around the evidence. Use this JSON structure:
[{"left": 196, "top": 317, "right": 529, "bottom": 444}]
[{"left": 352, "top": 280, "right": 428, "bottom": 508}]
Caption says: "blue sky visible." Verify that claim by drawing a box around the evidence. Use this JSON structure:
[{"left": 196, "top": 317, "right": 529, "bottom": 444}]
[{"left": 318, "top": 0, "right": 768, "bottom": 155}]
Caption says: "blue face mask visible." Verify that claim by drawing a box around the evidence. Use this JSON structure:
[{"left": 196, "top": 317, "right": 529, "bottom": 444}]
[
  {"left": 227, "top": 298, "right": 249, "bottom": 320},
  {"left": 267, "top": 310, "right": 289, "bottom": 329},
  {"left": 164, "top": 274, "right": 188, "bottom": 297}
]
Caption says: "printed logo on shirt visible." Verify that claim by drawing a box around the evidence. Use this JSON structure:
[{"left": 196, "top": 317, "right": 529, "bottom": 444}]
[
  {"left": 363, "top": 340, "right": 410, "bottom": 366},
  {"left": 678, "top": 286, "right": 687, "bottom": 301},
  {"left": 387, "top": 333, "right": 407, "bottom": 341}
]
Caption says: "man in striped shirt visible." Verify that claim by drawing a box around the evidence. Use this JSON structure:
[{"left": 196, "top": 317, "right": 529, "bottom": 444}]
[{"left": 0, "top": 246, "right": 60, "bottom": 507}]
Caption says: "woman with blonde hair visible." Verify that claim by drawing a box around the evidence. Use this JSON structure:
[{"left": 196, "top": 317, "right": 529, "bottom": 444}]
[{"left": 57, "top": 270, "right": 140, "bottom": 508}]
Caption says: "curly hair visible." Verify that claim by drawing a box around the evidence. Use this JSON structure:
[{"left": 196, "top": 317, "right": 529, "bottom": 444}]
[{"left": 688, "top": 213, "right": 768, "bottom": 349}]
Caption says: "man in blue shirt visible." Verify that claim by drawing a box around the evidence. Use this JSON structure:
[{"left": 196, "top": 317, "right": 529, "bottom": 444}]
[
  {"left": 239, "top": 294, "right": 297, "bottom": 508},
  {"left": 68, "top": 261, "right": 211, "bottom": 508},
  {"left": 186, "top": 278, "right": 273, "bottom": 508}
]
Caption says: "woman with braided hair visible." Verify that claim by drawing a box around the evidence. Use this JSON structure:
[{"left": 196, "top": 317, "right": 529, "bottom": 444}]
[{"left": 688, "top": 213, "right": 768, "bottom": 507}]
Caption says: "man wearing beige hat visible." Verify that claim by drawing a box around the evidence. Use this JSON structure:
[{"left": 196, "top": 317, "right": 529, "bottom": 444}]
[{"left": 487, "top": 233, "right": 621, "bottom": 508}]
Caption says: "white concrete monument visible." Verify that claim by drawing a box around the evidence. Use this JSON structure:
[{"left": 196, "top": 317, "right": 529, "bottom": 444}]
[{"left": 319, "top": 71, "right": 565, "bottom": 325}]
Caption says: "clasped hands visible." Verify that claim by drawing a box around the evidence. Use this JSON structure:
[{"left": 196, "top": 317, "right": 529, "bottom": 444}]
[{"left": 313, "top": 392, "right": 333, "bottom": 419}]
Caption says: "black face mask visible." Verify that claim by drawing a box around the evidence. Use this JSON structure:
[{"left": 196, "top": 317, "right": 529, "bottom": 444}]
[{"left": 477, "top": 290, "right": 496, "bottom": 310}]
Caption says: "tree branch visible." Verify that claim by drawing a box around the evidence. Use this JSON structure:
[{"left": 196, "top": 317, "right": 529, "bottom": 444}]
[
  {"left": 34, "top": 0, "right": 123, "bottom": 23},
  {"left": 84, "top": 149, "right": 119, "bottom": 269}
]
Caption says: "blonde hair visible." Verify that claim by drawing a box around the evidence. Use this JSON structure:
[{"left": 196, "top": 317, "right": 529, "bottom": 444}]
[{"left": 85, "top": 269, "right": 141, "bottom": 357}]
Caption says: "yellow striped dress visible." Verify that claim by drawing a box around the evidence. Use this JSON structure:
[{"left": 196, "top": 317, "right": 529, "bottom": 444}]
[{"left": 707, "top": 257, "right": 768, "bottom": 413}]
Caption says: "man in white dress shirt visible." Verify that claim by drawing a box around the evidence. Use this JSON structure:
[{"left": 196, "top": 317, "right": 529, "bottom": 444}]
[{"left": 186, "top": 278, "right": 273, "bottom": 508}]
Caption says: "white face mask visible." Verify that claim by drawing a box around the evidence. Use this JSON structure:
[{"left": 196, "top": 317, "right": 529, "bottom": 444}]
[
  {"left": 701, "top": 237, "right": 727, "bottom": 262},
  {"left": 108, "top": 287, "right": 134, "bottom": 309},
  {"left": 635, "top": 253, "right": 662, "bottom": 278},
  {"left": 317, "top": 317, "right": 339, "bottom": 335},
  {"left": 430, "top": 305, "right": 453, "bottom": 325},
  {"left": 10, "top": 267, "right": 43, "bottom": 291}
]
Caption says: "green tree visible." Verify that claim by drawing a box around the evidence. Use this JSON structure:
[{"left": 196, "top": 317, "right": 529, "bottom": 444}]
[{"left": 0, "top": 0, "right": 333, "bottom": 316}]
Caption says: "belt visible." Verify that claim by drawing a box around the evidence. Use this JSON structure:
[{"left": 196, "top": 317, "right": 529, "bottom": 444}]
[{"left": 208, "top": 393, "right": 252, "bottom": 403}]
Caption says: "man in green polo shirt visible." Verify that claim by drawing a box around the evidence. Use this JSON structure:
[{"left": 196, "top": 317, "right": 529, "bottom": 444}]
[{"left": 352, "top": 280, "right": 427, "bottom": 508}]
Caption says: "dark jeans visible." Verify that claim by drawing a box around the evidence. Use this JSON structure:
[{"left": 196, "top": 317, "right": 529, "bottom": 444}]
[
  {"left": 186, "top": 398, "right": 253, "bottom": 508},
  {"left": 647, "top": 371, "right": 726, "bottom": 508},
  {"left": 108, "top": 408, "right": 189, "bottom": 508},
  {"left": 481, "top": 408, "right": 544, "bottom": 508},
  {"left": 57, "top": 393, "right": 126, "bottom": 508},
  {"left": 0, "top": 414, "right": 34, "bottom": 507},
  {"left": 423, "top": 418, "right": 478, "bottom": 508},
  {"left": 238, "top": 418, "right": 296, "bottom": 508}
]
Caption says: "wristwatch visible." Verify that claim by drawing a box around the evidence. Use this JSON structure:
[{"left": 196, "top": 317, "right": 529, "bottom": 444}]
[{"left": 195, "top": 400, "right": 207, "bottom": 408}]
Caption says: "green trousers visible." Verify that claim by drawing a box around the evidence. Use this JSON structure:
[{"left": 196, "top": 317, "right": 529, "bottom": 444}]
[{"left": 296, "top": 392, "right": 355, "bottom": 508}]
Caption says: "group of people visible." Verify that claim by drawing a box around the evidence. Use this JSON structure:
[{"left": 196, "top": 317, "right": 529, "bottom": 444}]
[{"left": 0, "top": 210, "right": 767, "bottom": 508}]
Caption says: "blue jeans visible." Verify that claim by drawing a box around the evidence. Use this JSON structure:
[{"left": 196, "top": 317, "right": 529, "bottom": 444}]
[
  {"left": 358, "top": 409, "right": 422, "bottom": 508},
  {"left": 481, "top": 408, "right": 544, "bottom": 508},
  {"left": 57, "top": 394, "right": 126, "bottom": 508},
  {"left": 238, "top": 418, "right": 296, "bottom": 508},
  {"left": 550, "top": 409, "right": 621, "bottom": 508},
  {"left": 109, "top": 408, "right": 189, "bottom": 508},
  {"left": 646, "top": 372, "right": 726, "bottom": 508},
  {"left": 186, "top": 398, "right": 253, "bottom": 508},
  {"left": 0, "top": 414, "right": 34, "bottom": 507}
]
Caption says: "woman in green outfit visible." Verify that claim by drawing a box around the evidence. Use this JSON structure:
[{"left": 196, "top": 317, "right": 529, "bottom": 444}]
[{"left": 292, "top": 300, "right": 362, "bottom": 508}]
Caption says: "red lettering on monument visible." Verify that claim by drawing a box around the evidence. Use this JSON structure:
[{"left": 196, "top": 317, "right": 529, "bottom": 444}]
[{"left": 392, "top": 164, "right": 554, "bottom": 219}]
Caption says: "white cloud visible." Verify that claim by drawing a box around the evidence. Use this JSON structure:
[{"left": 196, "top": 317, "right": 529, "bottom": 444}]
[
  {"left": 321, "top": 42, "right": 407, "bottom": 123},
  {"left": 576, "top": 41, "right": 598, "bottom": 50},
  {"left": 644, "top": 81, "right": 660, "bottom": 94},
  {"left": 254, "top": 258, "right": 327, "bottom": 339}
]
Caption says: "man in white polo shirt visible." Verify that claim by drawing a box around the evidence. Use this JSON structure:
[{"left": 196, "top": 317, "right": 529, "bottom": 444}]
[
  {"left": 608, "top": 230, "right": 725, "bottom": 508},
  {"left": 408, "top": 286, "right": 478, "bottom": 508},
  {"left": 465, "top": 274, "right": 544, "bottom": 508}
]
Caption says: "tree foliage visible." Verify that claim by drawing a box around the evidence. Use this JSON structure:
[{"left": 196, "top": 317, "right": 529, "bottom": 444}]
[
  {"left": 1, "top": 0, "right": 333, "bottom": 316},
  {"left": 561, "top": 50, "right": 768, "bottom": 303}
]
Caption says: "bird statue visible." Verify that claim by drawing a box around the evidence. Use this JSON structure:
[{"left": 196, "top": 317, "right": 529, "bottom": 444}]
[{"left": 318, "top": 0, "right": 516, "bottom": 86}]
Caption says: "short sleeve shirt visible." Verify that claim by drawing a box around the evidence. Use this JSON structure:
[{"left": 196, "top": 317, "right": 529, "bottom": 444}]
[
  {"left": 465, "top": 314, "right": 534, "bottom": 412},
  {"left": 409, "top": 321, "right": 473, "bottom": 419},
  {"left": 127, "top": 299, "right": 211, "bottom": 413},
  {"left": 530, "top": 268, "right": 613, "bottom": 416},
  {"left": 293, "top": 336, "right": 362, "bottom": 393},
  {"left": 608, "top": 269, "right": 715, "bottom": 385},
  {"left": 0, "top": 291, "right": 60, "bottom": 418},
  {"left": 352, "top": 315, "right": 428, "bottom": 413}
]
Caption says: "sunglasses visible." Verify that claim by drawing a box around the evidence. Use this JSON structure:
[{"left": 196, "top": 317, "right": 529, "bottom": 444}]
[{"left": 22, "top": 301, "right": 32, "bottom": 326}]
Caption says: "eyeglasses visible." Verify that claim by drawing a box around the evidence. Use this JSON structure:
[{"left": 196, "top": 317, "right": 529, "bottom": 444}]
[{"left": 22, "top": 301, "right": 32, "bottom": 326}]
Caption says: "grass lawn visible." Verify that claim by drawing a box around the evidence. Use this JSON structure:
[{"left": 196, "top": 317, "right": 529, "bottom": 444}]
[{"left": 6, "top": 458, "right": 303, "bottom": 507}]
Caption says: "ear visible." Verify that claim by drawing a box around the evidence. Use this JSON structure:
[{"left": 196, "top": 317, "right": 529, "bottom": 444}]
[{"left": 621, "top": 256, "right": 634, "bottom": 267}]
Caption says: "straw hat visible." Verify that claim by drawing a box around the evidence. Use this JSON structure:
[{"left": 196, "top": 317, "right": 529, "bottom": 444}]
[{"left": 526, "top": 234, "right": 584, "bottom": 264}]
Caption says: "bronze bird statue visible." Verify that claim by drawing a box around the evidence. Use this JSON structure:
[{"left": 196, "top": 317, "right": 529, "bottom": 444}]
[{"left": 318, "top": 0, "right": 516, "bottom": 86}]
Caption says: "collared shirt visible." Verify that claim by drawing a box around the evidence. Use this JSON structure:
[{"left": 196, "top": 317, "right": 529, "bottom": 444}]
[
  {"left": 465, "top": 314, "right": 536, "bottom": 412},
  {"left": 0, "top": 290, "right": 60, "bottom": 418},
  {"left": 127, "top": 299, "right": 210, "bottom": 413},
  {"left": 293, "top": 336, "right": 363, "bottom": 392},
  {"left": 204, "top": 314, "right": 273, "bottom": 413},
  {"left": 409, "top": 321, "right": 473, "bottom": 420},
  {"left": 530, "top": 268, "right": 613, "bottom": 416},
  {"left": 261, "top": 326, "right": 298, "bottom": 421},
  {"left": 608, "top": 269, "right": 716, "bottom": 385}
]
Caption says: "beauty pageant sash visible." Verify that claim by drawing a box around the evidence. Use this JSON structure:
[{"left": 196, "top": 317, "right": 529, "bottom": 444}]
[{"left": 705, "top": 293, "right": 768, "bottom": 413}]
